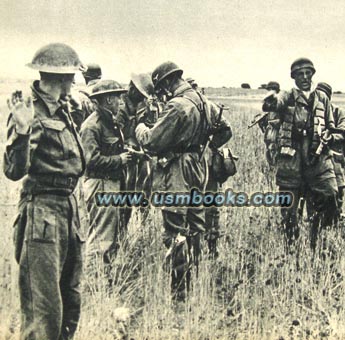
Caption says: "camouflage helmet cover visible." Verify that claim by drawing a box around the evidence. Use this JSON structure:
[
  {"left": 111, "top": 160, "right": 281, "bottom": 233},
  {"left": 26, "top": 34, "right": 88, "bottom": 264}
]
[
  {"left": 185, "top": 77, "right": 195, "bottom": 84},
  {"left": 290, "top": 58, "right": 316, "bottom": 78},
  {"left": 266, "top": 81, "right": 280, "bottom": 91},
  {"left": 316, "top": 82, "right": 332, "bottom": 99},
  {"left": 83, "top": 63, "right": 102, "bottom": 80},
  {"left": 89, "top": 80, "right": 127, "bottom": 98},
  {"left": 152, "top": 61, "right": 183, "bottom": 89},
  {"left": 130, "top": 73, "right": 154, "bottom": 98},
  {"left": 26, "top": 43, "right": 84, "bottom": 74}
]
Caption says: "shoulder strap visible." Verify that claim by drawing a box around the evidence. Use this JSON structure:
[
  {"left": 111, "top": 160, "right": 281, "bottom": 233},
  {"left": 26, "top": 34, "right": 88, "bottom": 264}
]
[
  {"left": 79, "top": 90, "right": 90, "bottom": 98},
  {"left": 178, "top": 92, "right": 212, "bottom": 127}
]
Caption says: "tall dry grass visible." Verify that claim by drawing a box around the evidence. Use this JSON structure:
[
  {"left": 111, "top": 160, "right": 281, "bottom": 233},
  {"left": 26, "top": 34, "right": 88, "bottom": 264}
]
[{"left": 0, "top": 86, "right": 345, "bottom": 339}]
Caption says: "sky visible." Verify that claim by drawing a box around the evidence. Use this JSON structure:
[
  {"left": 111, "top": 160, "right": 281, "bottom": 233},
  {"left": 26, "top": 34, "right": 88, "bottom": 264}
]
[{"left": 1, "top": 0, "right": 345, "bottom": 90}]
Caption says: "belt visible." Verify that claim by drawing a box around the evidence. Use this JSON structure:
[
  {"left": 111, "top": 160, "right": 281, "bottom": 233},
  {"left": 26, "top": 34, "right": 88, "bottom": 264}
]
[
  {"left": 30, "top": 174, "right": 79, "bottom": 189},
  {"left": 86, "top": 170, "right": 122, "bottom": 181},
  {"left": 159, "top": 145, "right": 202, "bottom": 157},
  {"left": 185, "top": 145, "right": 203, "bottom": 154}
]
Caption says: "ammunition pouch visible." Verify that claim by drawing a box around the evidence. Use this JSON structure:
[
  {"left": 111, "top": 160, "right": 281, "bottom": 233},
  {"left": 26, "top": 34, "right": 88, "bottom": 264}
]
[{"left": 210, "top": 147, "right": 237, "bottom": 184}]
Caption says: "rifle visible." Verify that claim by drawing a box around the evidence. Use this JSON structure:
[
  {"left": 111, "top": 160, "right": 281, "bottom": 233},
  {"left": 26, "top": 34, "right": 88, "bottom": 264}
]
[
  {"left": 248, "top": 112, "right": 268, "bottom": 129},
  {"left": 199, "top": 104, "right": 228, "bottom": 161},
  {"left": 125, "top": 146, "right": 152, "bottom": 161},
  {"left": 137, "top": 96, "right": 160, "bottom": 127},
  {"left": 310, "top": 119, "right": 345, "bottom": 164}
]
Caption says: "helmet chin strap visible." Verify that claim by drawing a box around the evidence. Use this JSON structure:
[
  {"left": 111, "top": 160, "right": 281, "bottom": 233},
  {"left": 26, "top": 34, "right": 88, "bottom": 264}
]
[
  {"left": 159, "top": 74, "right": 179, "bottom": 100},
  {"left": 161, "top": 87, "right": 172, "bottom": 99}
]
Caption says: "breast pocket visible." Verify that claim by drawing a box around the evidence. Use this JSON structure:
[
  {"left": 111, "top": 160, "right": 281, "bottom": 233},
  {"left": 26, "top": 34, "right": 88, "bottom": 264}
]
[
  {"left": 101, "top": 136, "right": 122, "bottom": 156},
  {"left": 41, "top": 119, "right": 78, "bottom": 160}
]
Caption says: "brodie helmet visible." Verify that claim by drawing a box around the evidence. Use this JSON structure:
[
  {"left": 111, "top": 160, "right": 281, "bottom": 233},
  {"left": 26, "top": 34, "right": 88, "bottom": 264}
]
[
  {"left": 89, "top": 80, "right": 127, "bottom": 99},
  {"left": 27, "top": 43, "right": 84, "bottom": 74},
  {"left": 131, "top": 73, "right": 154, "bottom": 98},
  {"left": 82, "top": 63, "right": 102, "bottom": 80}
]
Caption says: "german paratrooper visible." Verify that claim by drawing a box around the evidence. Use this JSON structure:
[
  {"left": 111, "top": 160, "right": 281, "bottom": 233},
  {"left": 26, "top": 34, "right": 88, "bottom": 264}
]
[
  {"left": 316, "top": 82, "right": 345, "bottom": 225},
  {"left": 135, "top": 61, "right": 212, "bottom": 299},
  {"left": 263, "top": 58, "right": 338, "bottom": 250}
]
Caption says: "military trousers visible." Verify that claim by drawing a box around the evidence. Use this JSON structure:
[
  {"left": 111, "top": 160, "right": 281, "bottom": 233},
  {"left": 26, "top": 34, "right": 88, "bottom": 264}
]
[
  {"left": 332, "top": 158, "right": 345, "bottom": 222},
  {"left": 205, "top": 169, "right": 221, "bottom": 256},
  {"left": 156, "top": 153, "right": 207, "bottom": 298},
  {"left": 14, "top": 192, "right": 84, "bottom": 340},
  {"left": 279, "top": 176, "right": 338, "bottom": 248},
  {"left": 124, "top": 158, "right": 154, "bottom": 226},
  {"left": 84, "top": 178, "right": 126, "bottom": 269}
]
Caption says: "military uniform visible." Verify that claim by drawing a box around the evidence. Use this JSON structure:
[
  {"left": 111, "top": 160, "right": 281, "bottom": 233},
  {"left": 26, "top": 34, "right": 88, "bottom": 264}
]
[
  {"left": 259, "top": 82, "right": 281, "bottom": 168},
  {"left": 4, "top": 80, "right": 87, "bottom": 340},
  {"left": 258, "top": 110, "right": 281, "bottom": 168},
  {"left": 81, "top": 105, "right": 127, "bottom": 266},
  {"left": 266, "top": 88, "right": 338, "bottom": 246},
  {"left": 330, "top": 104, "right": 345, "bottom": 219},
  {"left": 136, "top": 78, "right": 211, "bottom": 296},
  {"left": 71, "top": 79, "right": 100, "bottom": 131},
  {"left": 116, "top": 93, "right": 142, "bottom": 199},
  {"left": 116, "top": 80, "right": 160, "bottom": 224},
  {"left": 205, "top": 101, "right": 232, "bottom": 255}
]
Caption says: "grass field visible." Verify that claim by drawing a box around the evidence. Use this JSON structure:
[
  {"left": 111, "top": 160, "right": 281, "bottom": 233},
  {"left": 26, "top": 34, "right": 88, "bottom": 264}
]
[{"left": 1, "top": 80, "right": 345, "bottom": 339}]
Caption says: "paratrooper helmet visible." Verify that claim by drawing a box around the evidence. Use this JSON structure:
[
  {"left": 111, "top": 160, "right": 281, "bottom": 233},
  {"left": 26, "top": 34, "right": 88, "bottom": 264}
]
[
  {"left": 152, "top": 61, "right": 183, "bottom": 90},
  {"left": 290, "top": 58, "right": 315, "bottom": 79}
]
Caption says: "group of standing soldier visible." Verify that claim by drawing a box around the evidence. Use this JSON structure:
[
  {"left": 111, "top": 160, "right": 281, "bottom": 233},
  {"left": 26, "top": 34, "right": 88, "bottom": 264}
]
[
  {"left": 4, "top": 43, "right": 232, "bottom": 339},
  {"left": 258, "top": 58, "right": 345, "bottom": 250},
  {"left": 8, "top": 41, "right": 342, "bottom": 340}
]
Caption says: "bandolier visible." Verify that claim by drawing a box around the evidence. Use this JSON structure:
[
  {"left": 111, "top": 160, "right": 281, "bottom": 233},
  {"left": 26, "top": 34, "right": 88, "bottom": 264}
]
[{"left": 263, "top": 58, "right": 338, "bottom": 250}]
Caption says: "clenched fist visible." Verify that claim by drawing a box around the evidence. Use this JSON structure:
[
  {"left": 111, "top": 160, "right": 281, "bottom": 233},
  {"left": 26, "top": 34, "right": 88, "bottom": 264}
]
[{"left": 7, "top": 90, "right": 34, "bottom": 134}]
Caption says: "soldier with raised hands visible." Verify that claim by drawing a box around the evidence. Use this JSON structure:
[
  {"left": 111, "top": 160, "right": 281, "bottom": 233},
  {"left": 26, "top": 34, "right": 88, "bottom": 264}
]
[{"left": 4, "top": 43, "right": 87, "bottom": 340}]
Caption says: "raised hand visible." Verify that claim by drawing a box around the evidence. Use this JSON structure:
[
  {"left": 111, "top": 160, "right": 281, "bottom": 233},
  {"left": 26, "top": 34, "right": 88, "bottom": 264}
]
[{"left": 7, "top": 90, "right": 34, "bottom": 134}]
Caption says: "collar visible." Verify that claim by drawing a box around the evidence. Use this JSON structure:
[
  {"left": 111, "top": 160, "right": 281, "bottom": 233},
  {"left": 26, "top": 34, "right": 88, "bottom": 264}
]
[
  {"left": 97, "top": 105, "right": 116, "bottom": 125},
  {"left": 87, "top": 79, "right": 99, "bottom": 87},
  {"left": 293, "top": 83, "right": 316, "bottom": 100},
  {"left": 31, "top": 80, "right": 62, "bottom": 117},
  {"left": 123, "top": 93, "right": 137, "bottom": 116},
  {"left": 172, "top": 82, "right": 193, "bottom": 98},
  {"left": 292, "top": 87, "right": 320, "bottom": 112}
]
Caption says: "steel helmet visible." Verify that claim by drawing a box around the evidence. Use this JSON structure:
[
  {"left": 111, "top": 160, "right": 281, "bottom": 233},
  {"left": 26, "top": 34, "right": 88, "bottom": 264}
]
[
  {"left": 266, "top": 81, "right": 280, "bottom": 92},
  {"left": 316, "top": 82, "right": 332, "bottom": 99},
  {"left": 89, "top": 80, "right": 127, "bottom": 98},
  {"left": 290, "top": 58, "right": 315, "bottom": 78},
  {"left": 83, "top": 63, "right": 102, "bottom": 80},
  {"left": 130, "top": 73, "right": 154, "bottom": 98},
  {"left": 26, "top": 43, "right": 84, "bottom": 74},
  {"left": 152, "top": 61, "right": 183, "bottom": 89}
]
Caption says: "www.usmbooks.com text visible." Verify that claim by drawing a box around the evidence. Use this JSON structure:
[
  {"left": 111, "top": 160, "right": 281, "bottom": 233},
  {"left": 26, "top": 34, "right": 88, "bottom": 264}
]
[{"left": 95, "top": 188, "right": 293, "bottom": 208}]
